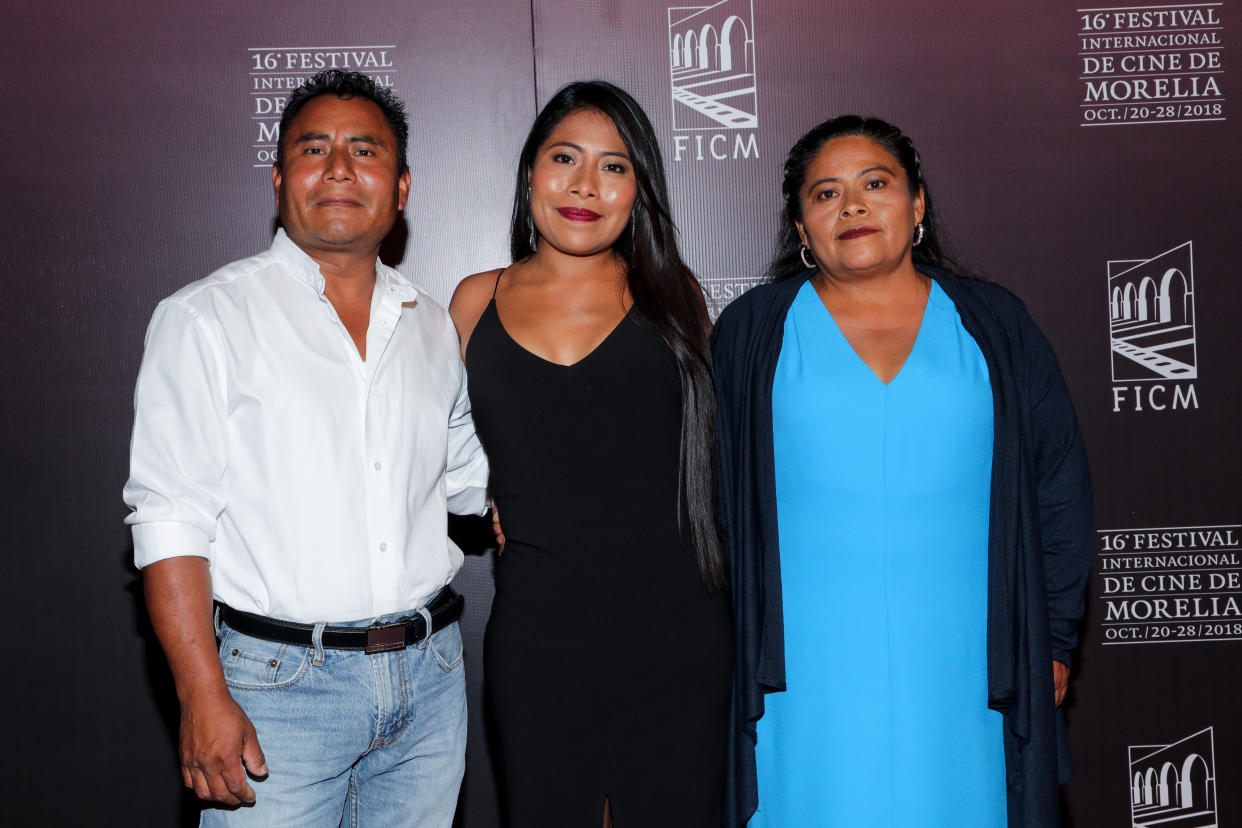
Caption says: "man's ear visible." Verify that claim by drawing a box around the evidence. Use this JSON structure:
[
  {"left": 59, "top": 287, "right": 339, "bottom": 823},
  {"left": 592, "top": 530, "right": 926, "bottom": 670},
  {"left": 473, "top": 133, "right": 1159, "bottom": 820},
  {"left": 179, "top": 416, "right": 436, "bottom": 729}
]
[
  {"left": 271, "top": 163, "right": 282, "bottom": 207},
  {"left": 397, "top": 169, "right": 411, "bottom": 212}
]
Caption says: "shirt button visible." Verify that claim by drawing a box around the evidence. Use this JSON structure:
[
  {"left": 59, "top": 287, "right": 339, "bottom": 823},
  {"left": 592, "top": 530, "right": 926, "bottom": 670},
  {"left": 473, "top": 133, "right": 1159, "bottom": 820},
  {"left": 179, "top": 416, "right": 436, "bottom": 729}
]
[
  {"left": 379, "top": 542, "right": 388, "bottom": 552},
  {"left": 374, "top": 461, "right": 382, "bottom": 470}
]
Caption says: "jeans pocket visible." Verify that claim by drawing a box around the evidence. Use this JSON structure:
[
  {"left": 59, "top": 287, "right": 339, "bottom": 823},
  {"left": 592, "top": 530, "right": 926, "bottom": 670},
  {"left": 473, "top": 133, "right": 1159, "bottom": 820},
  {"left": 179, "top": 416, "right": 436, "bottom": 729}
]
[
  {"left": 218, "top": 624, "right": 313, "bottom": 690},
  {"left": 427, "top": 622, "right": 463, "bottom": 673}
]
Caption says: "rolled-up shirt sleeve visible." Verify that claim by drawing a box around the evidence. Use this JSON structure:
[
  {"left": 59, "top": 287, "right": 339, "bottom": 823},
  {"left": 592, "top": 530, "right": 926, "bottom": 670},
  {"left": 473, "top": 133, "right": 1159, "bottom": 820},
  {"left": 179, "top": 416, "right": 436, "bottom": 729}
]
[
  {"left": 444, "top": 363, "right": 489, "bottom": 517},
  {"left": 123, "top": 298, "right": 229, "bottom": 568}
]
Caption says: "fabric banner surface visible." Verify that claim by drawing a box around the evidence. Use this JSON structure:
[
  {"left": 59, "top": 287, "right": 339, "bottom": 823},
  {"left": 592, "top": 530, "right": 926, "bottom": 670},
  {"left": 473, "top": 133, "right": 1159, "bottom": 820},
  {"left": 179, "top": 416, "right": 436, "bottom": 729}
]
[{"left": 2, "top": 0, "right": 1238, "bottom": 824}]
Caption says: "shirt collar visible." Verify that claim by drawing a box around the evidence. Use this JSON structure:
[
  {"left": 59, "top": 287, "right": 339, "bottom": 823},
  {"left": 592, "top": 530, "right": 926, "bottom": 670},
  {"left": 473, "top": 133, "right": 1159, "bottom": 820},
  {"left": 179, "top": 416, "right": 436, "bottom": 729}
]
[
  {"left": 269, "top": 228, "right": 421, "bottom": 303},
  {"left": 375, "top": 260, "right": 422, "bottom": 304}
]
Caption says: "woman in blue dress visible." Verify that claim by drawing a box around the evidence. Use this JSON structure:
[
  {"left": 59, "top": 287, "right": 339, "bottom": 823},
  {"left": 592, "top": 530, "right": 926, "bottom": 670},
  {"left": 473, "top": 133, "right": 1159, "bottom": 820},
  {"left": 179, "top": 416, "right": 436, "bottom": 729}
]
[{"left": 712, "top": 117, "right": 1094, "bottom": 826}]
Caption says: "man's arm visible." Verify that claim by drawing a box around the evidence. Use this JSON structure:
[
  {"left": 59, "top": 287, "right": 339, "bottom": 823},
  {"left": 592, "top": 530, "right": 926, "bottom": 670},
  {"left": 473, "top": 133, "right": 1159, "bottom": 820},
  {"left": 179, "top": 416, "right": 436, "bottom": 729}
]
[
  {"left": 125, "top": 299, "right": 265, "bottom": 803},
  {"left": 144, "top": 557, "right": 267, "bottom": 804},
  {"left": 445, "top": 358, "right": 490, "bottom": 517}
]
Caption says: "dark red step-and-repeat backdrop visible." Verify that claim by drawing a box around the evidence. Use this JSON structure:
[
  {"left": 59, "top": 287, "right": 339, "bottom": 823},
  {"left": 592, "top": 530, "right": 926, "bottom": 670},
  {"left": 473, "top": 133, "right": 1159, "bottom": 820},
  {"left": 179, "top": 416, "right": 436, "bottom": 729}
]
[{"left": 3, "top": 1, "right": 1238, "bottom": 825}]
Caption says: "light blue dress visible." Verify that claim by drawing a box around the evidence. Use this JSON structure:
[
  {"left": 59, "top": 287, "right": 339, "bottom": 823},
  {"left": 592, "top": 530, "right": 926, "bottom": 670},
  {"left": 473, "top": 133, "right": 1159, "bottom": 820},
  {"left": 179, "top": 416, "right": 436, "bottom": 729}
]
[{"left": 751, "top": 280, "right": 1007, "bottom": 827}]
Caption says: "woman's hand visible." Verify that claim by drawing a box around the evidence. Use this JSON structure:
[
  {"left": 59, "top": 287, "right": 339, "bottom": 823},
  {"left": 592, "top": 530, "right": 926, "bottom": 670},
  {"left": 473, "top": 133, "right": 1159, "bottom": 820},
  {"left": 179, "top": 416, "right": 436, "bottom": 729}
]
[
  {"left": 492, "top": 505, "right": 506, "bottom": 555},
  {"left": 1052, "top": 660, "right": 1070, "bottom": 707}
]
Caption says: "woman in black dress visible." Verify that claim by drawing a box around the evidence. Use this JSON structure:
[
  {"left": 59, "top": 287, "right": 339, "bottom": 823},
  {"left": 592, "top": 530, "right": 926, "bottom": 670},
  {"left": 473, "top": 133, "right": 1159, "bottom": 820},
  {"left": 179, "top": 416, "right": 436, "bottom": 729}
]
[{"left": 449, "top": 81, "right": 730, "bottom": 827}]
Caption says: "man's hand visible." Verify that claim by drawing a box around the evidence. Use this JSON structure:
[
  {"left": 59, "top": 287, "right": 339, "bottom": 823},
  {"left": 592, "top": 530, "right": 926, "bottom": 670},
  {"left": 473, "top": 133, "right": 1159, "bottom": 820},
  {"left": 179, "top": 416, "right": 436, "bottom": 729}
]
[
  {"left": 492, "top": 505, "right": 506, "bottom": 555},
  {"left": 1052, "top": 660, "right": 1070, "bottom": 707},
  {"left": 143, "top": 556, "right": 268, "bottom": 804},
  {"left": 179, "top": 689, "right": 267, "bottom": 804}
]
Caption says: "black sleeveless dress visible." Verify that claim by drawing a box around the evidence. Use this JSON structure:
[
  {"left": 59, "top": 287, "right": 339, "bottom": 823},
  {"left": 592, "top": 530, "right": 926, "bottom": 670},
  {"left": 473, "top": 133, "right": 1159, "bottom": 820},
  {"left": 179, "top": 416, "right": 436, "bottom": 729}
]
[{"left": 466, "top": 291, "right": 731, "bottom": 827}]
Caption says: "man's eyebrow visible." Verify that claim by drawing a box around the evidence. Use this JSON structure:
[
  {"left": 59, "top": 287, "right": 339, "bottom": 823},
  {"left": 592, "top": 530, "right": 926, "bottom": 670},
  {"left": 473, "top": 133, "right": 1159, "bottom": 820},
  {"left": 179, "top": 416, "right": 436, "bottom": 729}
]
[{"left": 290, "top": 132, "right": 387, "bottom": 147}]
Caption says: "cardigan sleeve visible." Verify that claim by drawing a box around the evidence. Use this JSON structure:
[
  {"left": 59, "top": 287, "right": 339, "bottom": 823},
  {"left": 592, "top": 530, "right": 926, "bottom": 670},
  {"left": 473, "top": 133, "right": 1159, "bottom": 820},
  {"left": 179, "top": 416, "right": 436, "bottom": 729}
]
[{"left": 1018, "top": 306, "right": 1094, "bottom": 669}]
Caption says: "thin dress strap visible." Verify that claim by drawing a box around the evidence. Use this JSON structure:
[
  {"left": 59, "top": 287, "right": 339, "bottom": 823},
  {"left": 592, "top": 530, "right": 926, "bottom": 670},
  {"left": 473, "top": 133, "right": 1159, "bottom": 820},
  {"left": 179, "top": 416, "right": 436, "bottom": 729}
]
[{"left": 492, "top": 268, "right": 506, "bottom": 299}]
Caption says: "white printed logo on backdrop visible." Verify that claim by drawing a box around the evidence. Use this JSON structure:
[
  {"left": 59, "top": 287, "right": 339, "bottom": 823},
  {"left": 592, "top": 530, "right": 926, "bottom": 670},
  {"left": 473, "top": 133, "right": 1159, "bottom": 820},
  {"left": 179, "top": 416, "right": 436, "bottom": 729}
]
[
  {"left": 1097, "top": 525, "right": 1241, "bottom": 645},
  {"left": 1108, "top": 241, "right": 1199, "bottom": 412},
  {"left": 667, "top": 0, "right": 760, "bottom": 161},
  {"left": 1129, "top": 727, "right": 1218, "bottom": 827},
  {"left": 246, "top": 46, "right": 398, "bottom": 169},
  {"left": 1078, "top": 2, "right": 1225, "bottom": 127}
]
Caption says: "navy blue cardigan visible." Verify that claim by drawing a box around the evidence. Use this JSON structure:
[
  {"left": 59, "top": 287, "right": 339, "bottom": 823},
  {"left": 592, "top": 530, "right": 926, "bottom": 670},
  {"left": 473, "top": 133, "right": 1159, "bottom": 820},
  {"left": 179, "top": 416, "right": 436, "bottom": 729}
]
[{"left": 711, "top": 267, "right": 1093, "bottom": 827}]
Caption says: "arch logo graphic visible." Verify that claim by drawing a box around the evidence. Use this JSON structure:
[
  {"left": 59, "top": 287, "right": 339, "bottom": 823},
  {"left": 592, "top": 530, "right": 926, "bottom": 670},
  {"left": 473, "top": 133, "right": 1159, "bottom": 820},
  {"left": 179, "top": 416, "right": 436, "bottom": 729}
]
[
  {"left": 668, "top": 0, "right": 757, "bottom": 129},
  {"left": 666, "top": 0, "right": 760, "bottom": 162},
  {"left": 1129, "top": 727, "right": 1218, "bottom": 827},
  {"left": 1108, "top": 241, "right": 1200, "bottom": 412}
]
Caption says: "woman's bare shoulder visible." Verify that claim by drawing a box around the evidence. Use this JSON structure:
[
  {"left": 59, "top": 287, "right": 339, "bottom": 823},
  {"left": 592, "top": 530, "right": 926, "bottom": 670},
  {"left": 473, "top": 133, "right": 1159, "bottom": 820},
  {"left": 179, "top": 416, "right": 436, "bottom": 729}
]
[
  {"left": 449, "top": 268, "right": 506, "bottom": 353},
  {"left": 452, "top": 268, "right": 504, "bottom": 304}
]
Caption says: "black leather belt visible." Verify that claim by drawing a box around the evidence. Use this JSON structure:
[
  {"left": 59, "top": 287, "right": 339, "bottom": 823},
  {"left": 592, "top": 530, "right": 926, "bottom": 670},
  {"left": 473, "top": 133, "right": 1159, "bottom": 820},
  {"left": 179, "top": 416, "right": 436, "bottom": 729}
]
[{"left": 217, "top": 587, "right": 464, "bottom": 654}]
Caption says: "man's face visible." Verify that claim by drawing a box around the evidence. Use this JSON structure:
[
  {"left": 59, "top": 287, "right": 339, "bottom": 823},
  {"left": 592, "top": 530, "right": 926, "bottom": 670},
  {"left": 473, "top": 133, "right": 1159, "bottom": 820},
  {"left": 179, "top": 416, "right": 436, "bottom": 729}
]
[{"left": 272, "top": 95, "right": 410, "bottom": 258}]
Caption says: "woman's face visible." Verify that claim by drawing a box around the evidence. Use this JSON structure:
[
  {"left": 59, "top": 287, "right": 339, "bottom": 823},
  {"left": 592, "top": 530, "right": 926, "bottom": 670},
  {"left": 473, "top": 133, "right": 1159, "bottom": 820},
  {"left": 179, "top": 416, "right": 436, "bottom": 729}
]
[
  {"left": 796, "top": 135, "right": 925, "bottom": 279},
  {"left": 529, "top": 108, "right": 638, "bottom": 257}
]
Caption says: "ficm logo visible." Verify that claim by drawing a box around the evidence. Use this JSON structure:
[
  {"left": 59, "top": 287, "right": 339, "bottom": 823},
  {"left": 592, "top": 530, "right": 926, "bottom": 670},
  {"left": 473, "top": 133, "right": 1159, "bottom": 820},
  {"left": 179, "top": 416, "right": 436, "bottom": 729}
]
[
  {"left": 667, "top": 0, "right": 760, "bottom": 161},
  {"left": 1128, "top": 727, "right": 1218, "bottom": 827},
  {"left": 1108, "top": 241, "right": 1200, "bottom": 412}
]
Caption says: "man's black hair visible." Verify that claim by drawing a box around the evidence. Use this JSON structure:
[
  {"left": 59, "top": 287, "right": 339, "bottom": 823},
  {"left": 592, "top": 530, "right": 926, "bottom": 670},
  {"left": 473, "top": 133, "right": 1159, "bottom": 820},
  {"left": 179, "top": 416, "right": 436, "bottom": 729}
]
[{"left": 276, "top": 70, "right": 409, "bottom": 176}]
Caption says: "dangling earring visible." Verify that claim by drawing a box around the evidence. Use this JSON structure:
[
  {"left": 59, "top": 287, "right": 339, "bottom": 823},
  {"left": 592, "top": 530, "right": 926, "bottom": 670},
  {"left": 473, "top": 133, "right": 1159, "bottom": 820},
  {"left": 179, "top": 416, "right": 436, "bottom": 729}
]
[
  {"left": 800, "top": 244, "right": 816, "bottom": 270},
  {"left": 526, "top": 185, "right": 537, "bottom": 250},
  {"left": 913, "top": 223, "right": 925, "bottom": 247}
]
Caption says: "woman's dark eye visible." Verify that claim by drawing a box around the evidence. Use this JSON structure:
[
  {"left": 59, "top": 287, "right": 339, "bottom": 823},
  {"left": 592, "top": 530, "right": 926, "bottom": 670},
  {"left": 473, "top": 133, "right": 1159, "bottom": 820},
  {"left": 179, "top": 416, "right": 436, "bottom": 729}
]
[{"left": 552, "top": 152, "right": 573, "bottom": 164}]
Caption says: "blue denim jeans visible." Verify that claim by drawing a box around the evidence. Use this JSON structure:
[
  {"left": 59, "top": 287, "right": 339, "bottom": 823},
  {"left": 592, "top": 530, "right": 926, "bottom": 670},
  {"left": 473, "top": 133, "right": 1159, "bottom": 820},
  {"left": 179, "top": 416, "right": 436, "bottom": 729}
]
[{"left": 200, "top": 609, "right": 466, "bottom": 827}]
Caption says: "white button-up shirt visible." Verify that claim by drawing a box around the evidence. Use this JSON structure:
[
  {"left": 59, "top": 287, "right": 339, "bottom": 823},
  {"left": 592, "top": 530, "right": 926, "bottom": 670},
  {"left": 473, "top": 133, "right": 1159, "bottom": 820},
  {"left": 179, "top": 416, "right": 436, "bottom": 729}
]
[{"left": 124, "top": 230, "right": 489, "bottom": 622}]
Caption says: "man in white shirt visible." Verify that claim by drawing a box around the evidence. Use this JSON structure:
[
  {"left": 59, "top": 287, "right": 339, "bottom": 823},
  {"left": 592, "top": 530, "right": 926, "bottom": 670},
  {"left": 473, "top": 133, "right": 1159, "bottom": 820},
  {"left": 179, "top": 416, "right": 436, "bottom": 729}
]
[{"left": 124, "top": 70, "right": 488, "bottom": 826}]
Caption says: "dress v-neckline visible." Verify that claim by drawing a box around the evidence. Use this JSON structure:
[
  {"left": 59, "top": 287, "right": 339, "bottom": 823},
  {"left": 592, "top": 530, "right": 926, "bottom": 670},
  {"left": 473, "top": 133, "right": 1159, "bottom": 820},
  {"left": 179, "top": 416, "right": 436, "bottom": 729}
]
[
  {"left": 805, "top": 279, "right": 937, "bottom": 387},
  {"left": 491, "top": 299, "right": 634, "bottom": 369}
]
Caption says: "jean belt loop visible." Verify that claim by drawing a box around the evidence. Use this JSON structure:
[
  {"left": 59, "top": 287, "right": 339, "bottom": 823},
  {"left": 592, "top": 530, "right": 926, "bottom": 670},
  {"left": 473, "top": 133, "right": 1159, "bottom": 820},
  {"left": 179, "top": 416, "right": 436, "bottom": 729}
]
[
  {"left": 213, "top": 605, "right": 221, "bottom": 637},
  {"left": 417, "top": 606, "right": 434, "bottom": 649},
  {"left": 311, "top": 622, "right": 326, "bottom": 666}
]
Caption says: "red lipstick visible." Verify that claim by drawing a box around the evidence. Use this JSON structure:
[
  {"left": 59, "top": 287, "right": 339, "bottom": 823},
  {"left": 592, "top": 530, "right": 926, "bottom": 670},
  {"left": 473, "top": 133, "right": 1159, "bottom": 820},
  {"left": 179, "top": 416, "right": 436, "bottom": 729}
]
[
  {"left": 556, "top": 207, "right": 602, "bottom": 222},
  {"left": 837, "top": 227, "right": 878, "bottom": 240}
]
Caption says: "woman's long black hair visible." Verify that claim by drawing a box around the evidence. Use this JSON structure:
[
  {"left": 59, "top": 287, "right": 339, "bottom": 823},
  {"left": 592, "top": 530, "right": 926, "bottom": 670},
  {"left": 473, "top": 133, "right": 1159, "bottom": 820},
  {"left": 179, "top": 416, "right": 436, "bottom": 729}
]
[
  {"left": 769, "top": 115, "right": 961, "bottom": 282},
  {"left": 510, "top": 80, "right": 725, "bottom": 592}
]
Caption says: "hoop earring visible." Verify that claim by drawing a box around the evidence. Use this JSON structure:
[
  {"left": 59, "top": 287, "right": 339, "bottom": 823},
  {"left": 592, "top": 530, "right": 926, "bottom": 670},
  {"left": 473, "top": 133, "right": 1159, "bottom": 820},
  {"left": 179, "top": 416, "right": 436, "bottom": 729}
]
[
  {"left": 799, "top": 245, "right": 816, "bottom": 270},
  {"left": 913, "top": 223, "right": 925, "bottom": 247}
]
